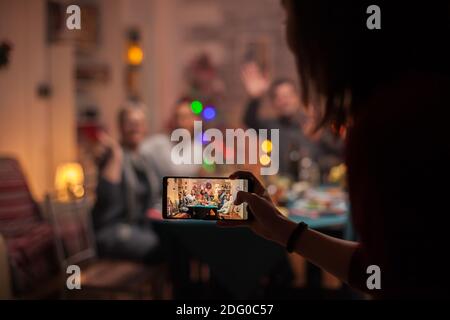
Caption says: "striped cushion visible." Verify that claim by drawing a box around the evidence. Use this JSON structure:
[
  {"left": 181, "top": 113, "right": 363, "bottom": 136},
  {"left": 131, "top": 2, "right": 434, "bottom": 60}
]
[
  {"left": 6, "top": 223, "right": 57, "bottom": 293},
  {"left": 0, "top": 157, "right": 59, "bottom": 295},
  {"left": 0, "top": 158, "right": 39, "bottom": 236}
]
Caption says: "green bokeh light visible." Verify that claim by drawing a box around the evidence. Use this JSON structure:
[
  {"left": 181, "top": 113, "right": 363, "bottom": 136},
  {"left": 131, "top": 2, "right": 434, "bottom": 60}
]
[
  {"left": 191, "top": 100, "right": 203, "bottom": 114},
  {"left": 202, "top": 158, "right": 216, "bottom": 173}
]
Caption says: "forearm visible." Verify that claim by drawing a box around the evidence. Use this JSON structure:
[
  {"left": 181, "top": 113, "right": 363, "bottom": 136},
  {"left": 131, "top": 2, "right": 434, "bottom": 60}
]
[
  {"left": 244, "top": 98, "right": 263, "bottom": 129},
  {"left": 101, "top": 147, "right": 123, "bottom": 184},
  {"left": 274, "top": 220, "right": 359, "bottom": 284}
]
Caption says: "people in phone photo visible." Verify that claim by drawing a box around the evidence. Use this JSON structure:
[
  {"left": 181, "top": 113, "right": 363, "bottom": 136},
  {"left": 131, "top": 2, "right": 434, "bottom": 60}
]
[{"left": 165, "top": 178, "right": 247, "bottom": 220}]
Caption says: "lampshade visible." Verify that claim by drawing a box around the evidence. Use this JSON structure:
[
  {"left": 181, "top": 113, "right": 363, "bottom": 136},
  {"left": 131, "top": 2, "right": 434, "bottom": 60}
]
[{"left": 54, "top": 162, "right": 85, "bottom": 201}]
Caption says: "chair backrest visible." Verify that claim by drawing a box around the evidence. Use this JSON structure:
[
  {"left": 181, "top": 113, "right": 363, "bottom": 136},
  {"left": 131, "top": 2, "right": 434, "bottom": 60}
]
[
  {"left": 45, "top": 194, "right": 97, "bottom": 269},
  {"left": 0, "top": 157, "right": 40, "bottom": 236},
  {"left": 0, "top": 157, "right": 59, "bottom": 296}
]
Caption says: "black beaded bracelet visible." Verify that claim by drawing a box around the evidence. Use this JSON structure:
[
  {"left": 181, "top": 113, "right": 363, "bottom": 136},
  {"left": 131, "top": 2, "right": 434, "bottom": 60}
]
[{"left": 286, "top": 222, "right": 308, "bottom": 253}]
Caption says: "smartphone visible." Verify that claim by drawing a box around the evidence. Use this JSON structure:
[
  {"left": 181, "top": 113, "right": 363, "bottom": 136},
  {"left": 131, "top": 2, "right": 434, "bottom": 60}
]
[{"left": 163, "top": 177, "right": 251, "bottom": 220}]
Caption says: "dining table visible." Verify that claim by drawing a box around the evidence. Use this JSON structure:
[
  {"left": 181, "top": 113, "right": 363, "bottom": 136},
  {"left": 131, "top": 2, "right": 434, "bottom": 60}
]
[{"left": 152, "top": 200, "right": 350, "bottom": 299}]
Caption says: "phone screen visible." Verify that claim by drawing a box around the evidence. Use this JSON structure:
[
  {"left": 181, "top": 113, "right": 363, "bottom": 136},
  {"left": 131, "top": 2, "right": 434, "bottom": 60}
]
[{"left": 163, "top": 177, "right": 249, "bottom": 220}]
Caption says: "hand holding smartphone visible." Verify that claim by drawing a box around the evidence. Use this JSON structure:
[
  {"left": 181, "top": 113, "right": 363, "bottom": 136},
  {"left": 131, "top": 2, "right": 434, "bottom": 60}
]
[{"left": 163, "top": 177, "right": 251, "bottom": 220}]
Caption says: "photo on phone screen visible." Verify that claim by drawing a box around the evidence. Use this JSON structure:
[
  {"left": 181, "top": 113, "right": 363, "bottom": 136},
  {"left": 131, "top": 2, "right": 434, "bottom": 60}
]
[{"left": 163, "top": 177, "right": 249, "bottom": 220}]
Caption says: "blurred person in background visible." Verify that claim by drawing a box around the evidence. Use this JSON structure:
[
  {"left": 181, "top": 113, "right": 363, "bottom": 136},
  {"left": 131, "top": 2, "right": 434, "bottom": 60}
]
[
  {"left": 241, "top": 63, "right": 310, "bottom": 179},
  {"left": 141, "top": 97, "right": 202, "bottom": 182},
  {"left": 92, "top": 102, "right": 162, "bottom": 263},
  {"left": 303, "top": 121, "right": 345, "bottom": 183},
  {"left": 241, "top": 63, "right": 343, "bottom": 181}
]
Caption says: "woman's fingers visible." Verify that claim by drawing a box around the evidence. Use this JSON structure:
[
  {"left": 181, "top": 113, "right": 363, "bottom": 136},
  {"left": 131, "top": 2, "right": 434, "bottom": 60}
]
[
  {"left": 229, "top": 170, "right": 253, "bottom": 180},
  {"left": 215, "top": 191, "right": 260, "bottom": 229},
  {"left": 234, "top": 191, "right": 258, "bottom": 206},
  {"left": 229, "top": 171, "right": 262, "bottom": 188},
  {"left": 229, "top": 171, "right": 270, "bottom": 200},
  {"left": 234, "top": 190, "right": 269, "bottom": 219},
  {"left": 216, "top": 192, "right": 256, "bottom": 227}
]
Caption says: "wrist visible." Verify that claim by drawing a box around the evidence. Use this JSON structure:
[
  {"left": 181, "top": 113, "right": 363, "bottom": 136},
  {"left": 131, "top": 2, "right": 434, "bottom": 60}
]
[
  {"left": 285, "top": 222, "right": 309, "bottom": 253},
  {"left": 273, "top": 218, "right": 298, "bottom": 247}
]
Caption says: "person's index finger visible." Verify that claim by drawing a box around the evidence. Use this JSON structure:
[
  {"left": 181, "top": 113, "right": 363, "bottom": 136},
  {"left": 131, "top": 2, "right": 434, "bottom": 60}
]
[
  {"left": 229, "top": 170, "right": 254, "bottom": 180},
  {"left": 229, "top": 170, "right": 250, "bottom": 178},
  {"left": 234, "top": 191, "right": 257, "bottom": 205}
]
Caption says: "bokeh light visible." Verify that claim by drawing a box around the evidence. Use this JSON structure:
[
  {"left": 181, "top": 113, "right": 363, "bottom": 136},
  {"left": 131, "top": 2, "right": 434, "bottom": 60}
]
[
  {"left": 203, "top": 158, "right": 216, "bottom": 173},
  {"left": 127, "top": 45, "right": 144, "bottom": 66},
  {"left": 202, "top": 106, "right": 216, "bottom": 121},
  {"left": 191, "top": 100, "right": 203, "bottom": 114},
  {"left": 261, "top": 140, "right": 273, "bottom": 153},
  {"left": 260, "top": 154, "right": 271, "bottom": 166}
]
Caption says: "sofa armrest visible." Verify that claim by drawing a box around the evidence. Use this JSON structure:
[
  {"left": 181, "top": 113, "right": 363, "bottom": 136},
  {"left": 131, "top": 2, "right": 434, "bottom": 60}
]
[{"left": 0, "top": 233, "right": 12, "bottom": 299}]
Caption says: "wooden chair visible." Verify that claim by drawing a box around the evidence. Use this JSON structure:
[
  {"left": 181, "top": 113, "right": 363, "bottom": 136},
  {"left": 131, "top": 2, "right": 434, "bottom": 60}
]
[{"left": 45, "top": 194, "right": 166, "bottom": 299}]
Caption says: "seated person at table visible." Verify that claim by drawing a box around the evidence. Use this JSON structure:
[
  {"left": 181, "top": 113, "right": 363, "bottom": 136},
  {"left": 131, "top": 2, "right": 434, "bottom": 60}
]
[
  {"left": 181, "top": 190, "right": 188, "bottom": 205},
  {"left": 141, "top": 97, "right": 202, "bottom": 181},
  {"left": 241, "top": 65, "right": 314, "bottom": 179},
  {"left": 198, "top": 190, "right": 207, "bottom": 202},
  {"left": 218, "top": 189, "right": 227, "bottom": 208},
  {"left": 203, "top": 191, "right": 212, "bottom": 203},
  {"left": 241, "top": 63, "right": 343, "bottom": 181},
  {"left": 185, "top": 190, "right": 196, "bottom": 204},
  {"left": 177, "top": 192, "right": 189, "bottom": 213},
  {"left": 92, "top": 103, "right": 161, "bottom": 263},
  {"left": 218, "top": 195, "right": 234, "bottom": 215}
]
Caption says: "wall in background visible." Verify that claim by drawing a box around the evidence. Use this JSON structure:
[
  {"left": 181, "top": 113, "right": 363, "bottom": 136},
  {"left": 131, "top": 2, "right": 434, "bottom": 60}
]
[
  {"left": 0, "top": 0, "right": 77, "bottom": 200},
  {"left": 75, "top": 0, "right": 181, "bottom": 136},
  {"left": 121, "top": 0, "right": 181, "bottom": 134}
]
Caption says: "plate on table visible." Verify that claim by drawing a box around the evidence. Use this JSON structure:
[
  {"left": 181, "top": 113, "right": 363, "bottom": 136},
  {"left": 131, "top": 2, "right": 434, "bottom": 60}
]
[{"left": 289, "top": 187, "right": 348, "bottom": 219}]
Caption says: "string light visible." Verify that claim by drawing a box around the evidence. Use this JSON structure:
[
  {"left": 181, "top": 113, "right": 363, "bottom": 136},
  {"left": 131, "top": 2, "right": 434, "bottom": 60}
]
[
  {"left": 203, "top": 157, "right": 216, "bottom": 173},
  {"left": 127, "top": 44, "right": 144, "bottom": 66},
  {"left": 261, "top": 140, "right": 273, "bottom": 153},
  {"left": 260, "top": 154, "right": 271, "bottom": 166},
  {"left": 202, "top": 106, "right": 217, "bottom": 121},
  {"left": 191, "top": 100, "right": 203, "bottom": 114}
]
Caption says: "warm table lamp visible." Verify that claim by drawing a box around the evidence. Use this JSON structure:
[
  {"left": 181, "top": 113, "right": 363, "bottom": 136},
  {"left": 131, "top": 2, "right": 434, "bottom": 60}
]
[{"left": 54, "top": 162, "right": 85, "bottom": 202}]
